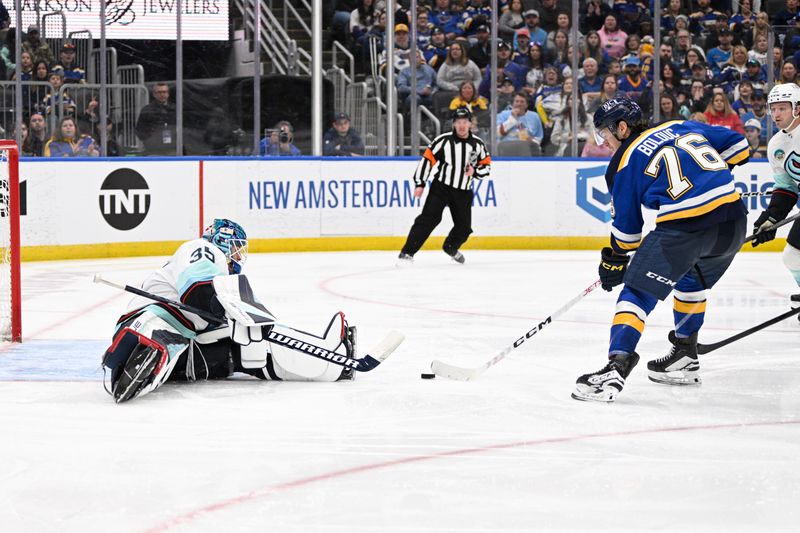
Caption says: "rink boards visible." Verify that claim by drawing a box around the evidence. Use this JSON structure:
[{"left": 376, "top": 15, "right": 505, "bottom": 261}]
[{"left": 19, "top": 157, "right": 779, "bottom": 260}]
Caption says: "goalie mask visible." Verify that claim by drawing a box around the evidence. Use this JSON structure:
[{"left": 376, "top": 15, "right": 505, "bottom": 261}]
[{"left": 203, "top": 218, "right": 248, "bottom": 274}]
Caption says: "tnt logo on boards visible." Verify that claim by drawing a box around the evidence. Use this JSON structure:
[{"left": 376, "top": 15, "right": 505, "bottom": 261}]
[{"left": 99, "top": 168, "right": 151, "bottom": 230}]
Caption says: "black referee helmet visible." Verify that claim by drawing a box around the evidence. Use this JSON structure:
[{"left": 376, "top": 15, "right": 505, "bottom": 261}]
[{"left": 452, "top": 106, "right": 473, "bottom": 121}]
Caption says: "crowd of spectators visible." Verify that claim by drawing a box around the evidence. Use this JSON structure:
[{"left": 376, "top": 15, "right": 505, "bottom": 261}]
[{"left": 325, "top": 0, "right": 799, "bottom": 158}]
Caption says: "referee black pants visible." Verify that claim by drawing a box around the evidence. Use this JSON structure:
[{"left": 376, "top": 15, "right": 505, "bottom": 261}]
[{"left": 401, "top": 179, "right": 473, "bottom": 256}]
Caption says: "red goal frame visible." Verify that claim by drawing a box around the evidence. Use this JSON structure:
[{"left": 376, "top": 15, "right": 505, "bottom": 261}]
[{"left": 0, "top": 140, "right": 21, "bottom": 342}]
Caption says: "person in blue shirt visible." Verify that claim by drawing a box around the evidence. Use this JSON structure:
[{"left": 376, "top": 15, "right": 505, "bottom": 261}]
[
  {"left": 705, "top": 28, "right": 734, "bottom": 77},
  {"left": 572, "top": 97, "right": 751, "bottom": 403},
  {"left": 496, "top": 91, "right": 544, "bottom": 146}
]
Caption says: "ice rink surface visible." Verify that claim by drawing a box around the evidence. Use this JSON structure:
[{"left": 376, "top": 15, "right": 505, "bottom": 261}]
[{"left": 1, "top": 249, "right": 799, "bottom": 532}]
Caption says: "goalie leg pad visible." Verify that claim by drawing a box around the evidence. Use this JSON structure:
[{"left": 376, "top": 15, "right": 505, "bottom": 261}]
[
  {"left": 268, "top": 312, "right": 354, "bottom": 382},
  {"left": 102, "top": 308, "right": 191, "bottom": 402}
]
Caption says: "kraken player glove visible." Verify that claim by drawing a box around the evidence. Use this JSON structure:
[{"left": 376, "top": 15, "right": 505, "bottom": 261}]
[{"left": 752, "top": 211, "right": 778, "bottom": 247}]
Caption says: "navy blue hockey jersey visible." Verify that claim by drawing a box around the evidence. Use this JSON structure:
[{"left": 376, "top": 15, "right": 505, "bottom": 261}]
[{"left": 607, "top": 120, "right": 750, "bottom": 253}]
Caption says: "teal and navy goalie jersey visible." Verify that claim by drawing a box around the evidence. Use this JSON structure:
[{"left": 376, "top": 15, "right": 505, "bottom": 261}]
[{"left": 606, "top": 120, "right": 750, "bottom": 253}]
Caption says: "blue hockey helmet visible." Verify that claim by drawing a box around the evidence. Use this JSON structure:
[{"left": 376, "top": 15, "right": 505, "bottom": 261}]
[
  {"left": 203, "top": 218, "right": 248, "bottom": 274},
  {"left": 592, "top": 97, "right": 643, "bottom": 144}
]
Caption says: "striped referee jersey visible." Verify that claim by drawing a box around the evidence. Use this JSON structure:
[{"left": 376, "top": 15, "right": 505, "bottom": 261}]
[{"left": 413, "top": 131, "right": 491, "bottom": 190}]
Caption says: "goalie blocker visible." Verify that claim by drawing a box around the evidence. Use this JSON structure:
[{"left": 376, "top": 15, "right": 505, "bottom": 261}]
[{"left": 102, "top": 273, "right": 400, "bottom": 403}]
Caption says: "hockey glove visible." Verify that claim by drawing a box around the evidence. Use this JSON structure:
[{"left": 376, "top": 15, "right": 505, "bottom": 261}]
[
  {"left": 599, "top": 247, "right": 629, "bottom": 292},
  {"left": 752, "top": 211, "right": 778, "bottom": 247}
]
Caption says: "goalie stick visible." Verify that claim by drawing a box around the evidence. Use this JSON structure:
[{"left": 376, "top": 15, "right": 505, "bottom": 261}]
[
  {"left": 669, "top": 306, "right": 800, "bottom": 355},
  {"left": 93, "top": 274, "right": 404, "bottom": 372},
  {"left": 431, "top": 279, "right": 602, "bottom": 381}
]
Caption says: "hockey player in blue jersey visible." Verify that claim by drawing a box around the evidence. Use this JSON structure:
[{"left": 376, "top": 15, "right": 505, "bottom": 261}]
[{"left": 572, "top": 97, "right": 751, "bottom": 402}]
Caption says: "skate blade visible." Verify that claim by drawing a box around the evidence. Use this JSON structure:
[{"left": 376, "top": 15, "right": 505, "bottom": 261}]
[
  {"left": 571, "top": 386, "right": 617, "bottom": 403},
  {"left": 647, "top": 371, "right": 702, "bottom": 386}
]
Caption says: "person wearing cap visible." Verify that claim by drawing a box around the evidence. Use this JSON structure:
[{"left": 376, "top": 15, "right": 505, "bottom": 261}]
[
  {"left": 617, "top": 55, "right": 644, "bottom": 100},
  {"left": 397, "top": 106, "right": 491, "bottom": 266},
  {"left": 323, "top": 112, "right": 365, "bottom": 157},
  {"left": 597, "top": 14, "right": 627, "bottom": 60},
  {"left": 706, "top": 28, "right": 734, "bottom": 77},
  {"left": 397, "top": 48, "right": 438, "bottom": 110},
  {"left": 477, "top": 40, "right": 525, "bottom": 99},
  {"left": 743, "top": 118, "right": 766, "bottom": 158},
  {"left": 379, "top": 23, "right": 413, "bottom": 74},
  {"left": 56, "top": 43, "right": 86, "bottom": 84},
  {"left": 424, "top": 26, "right": 448, "bottom": 70},
  {"left": 521, "top": 8, "right": 547, "bottom": 46},
  {"left": 512, "top": 27, "right": 531, "bottom": 58},
  {"left": 467, "top": 24, "right": 491, "bottom": 69},
  {"left": 742, "top": 58, "right": 767, "bottom": 93},
  {"left": 42, "top": 69, "right": 77, "bottom": 118},
  {"left": 498, "top": 0, "right": 524, "bottom": 42},
  {"left": 22, "top": 24, "right": 54, "bottom": 66},
  {"left": 459, "top": 0, "right": 491, "bottom": 37},
  {"left": 741, "top": 90, "right": 770, "bottom": 142},
  {"left": 429, "top": 0, "right": 462, "bottom": 41}
]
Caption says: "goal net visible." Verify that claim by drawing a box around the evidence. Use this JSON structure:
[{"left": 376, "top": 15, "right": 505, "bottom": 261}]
[{"left": 0, "top": 141, "right": 20, "bottom": 342}]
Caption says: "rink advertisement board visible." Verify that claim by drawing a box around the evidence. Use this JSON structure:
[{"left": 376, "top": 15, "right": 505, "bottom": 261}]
[
  {"left": 16, "top": 158, "right": 779, "bottom": 259},
  {"left": 20, "top": 159, "right": 198, "bottom": 259},
  {"left": 202, "top": 159, "right": 777, "bottom": 242}
]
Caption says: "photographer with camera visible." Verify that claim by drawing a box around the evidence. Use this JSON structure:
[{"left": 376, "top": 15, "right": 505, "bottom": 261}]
[{"left": 259, "top": 120, "right": 302, "bottom": 156}]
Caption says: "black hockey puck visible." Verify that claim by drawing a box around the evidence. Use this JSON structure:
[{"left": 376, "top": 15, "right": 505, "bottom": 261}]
[{"left": 420, "top": 373, "right": 436, "bottom": 379}]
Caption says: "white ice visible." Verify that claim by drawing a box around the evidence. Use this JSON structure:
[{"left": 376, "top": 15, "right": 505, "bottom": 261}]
[{"left": 1, "top": 250, "right": 799, "bottom": 533}]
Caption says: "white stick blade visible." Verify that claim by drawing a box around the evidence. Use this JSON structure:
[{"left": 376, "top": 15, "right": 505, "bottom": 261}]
[
  {"left": 369, "top": 330, "right": 405, "bottom": 362},
  {"left": 430, "top": 359, "right": 481, "bottom": 381}
]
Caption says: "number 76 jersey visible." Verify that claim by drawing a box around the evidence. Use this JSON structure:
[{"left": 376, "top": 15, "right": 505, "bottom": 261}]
[{"left": 606, "top": 120, "right": 750, "bottom": 254}]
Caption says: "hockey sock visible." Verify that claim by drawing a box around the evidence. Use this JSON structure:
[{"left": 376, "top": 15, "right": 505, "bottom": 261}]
[
  {"left": 672, "top": 276, "right": 707, "bottom": 338},
  {"left": 609, "top": 286, "right": 657, "bottom": 355},
  {"left": 783, "top": 244, "right": 800, "bottom": 286}
]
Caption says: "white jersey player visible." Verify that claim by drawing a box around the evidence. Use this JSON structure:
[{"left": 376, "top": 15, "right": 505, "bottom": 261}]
[
  {"left": 102, "top": 219, "right": 386, "bottom": 403},
  {"left": 752, "top": 84, "right": 800, "bottom": 311}
]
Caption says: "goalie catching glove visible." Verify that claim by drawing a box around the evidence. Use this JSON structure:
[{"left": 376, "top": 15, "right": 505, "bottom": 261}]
[{"left": 599, "top": 247, "right": 629, "bottom": 291}]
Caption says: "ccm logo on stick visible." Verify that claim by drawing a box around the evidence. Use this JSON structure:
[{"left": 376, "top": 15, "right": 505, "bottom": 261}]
[{"left": 646, "top": 272, "right": 677, "bottom": 287}]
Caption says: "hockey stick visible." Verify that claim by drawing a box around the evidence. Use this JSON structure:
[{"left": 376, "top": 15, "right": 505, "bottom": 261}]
[
  {"left": 745, "top": 212, "right": 800, "bottom": 241},
  {"left": 93, "top": 274, "right": 404, "bottom": 372},
  {"left": 669, "top": 306, "right": 800, "bottom": 355},
  {"left": 431, "top": 279, "right": 603, "bottom": 380}
]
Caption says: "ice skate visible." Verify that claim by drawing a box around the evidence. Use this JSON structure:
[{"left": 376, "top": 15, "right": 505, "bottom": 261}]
[
  {"left": 338, "top": 323, "right": 358, "bottom": 381},
  {"left": 443, "top": 246, "right": 465, "bottom": 264},
  {"left": 792, "top": 294, "right": 800, "bottom": 322},
  {"left": 572, "top": 352, "right": 639, "bottom": 402},
  {"left": 648, "top": 332, "right": 701, "bottom": 385},
  {"left": 396, "top": 252, "right": 413, "bottom": 267}
]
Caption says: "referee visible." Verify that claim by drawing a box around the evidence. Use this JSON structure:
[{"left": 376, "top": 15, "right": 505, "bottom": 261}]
[{"left": 398, "top": 107, "right": 492, "bottom": 265}]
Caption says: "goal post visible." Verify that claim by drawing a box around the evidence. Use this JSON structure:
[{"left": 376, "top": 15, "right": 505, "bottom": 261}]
[{"left": 0, "top": 140, "right": 21, "bottom": 342}]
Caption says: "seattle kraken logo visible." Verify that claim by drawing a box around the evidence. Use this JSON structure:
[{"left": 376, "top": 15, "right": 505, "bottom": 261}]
[{"left": 785, "top": 152, "right": 800, "bottom": 182}]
